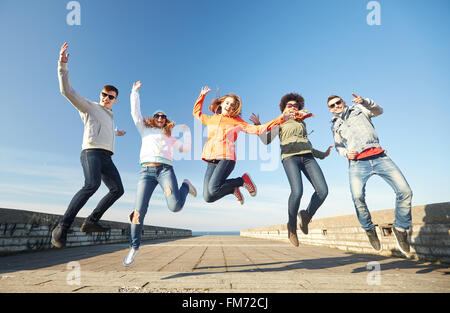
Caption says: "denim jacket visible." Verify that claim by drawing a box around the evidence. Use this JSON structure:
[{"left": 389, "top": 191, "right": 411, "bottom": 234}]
[{"left": 330, "top": 98, "right": 383, "bottom": 158}]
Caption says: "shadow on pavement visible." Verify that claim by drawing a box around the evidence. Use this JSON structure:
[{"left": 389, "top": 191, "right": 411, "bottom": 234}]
[
  {"left": 0, "top": 237, "right": 183, "bottom": 274},
  {"left": 162, "top": 252, "right": 449, "bottom": 280}
]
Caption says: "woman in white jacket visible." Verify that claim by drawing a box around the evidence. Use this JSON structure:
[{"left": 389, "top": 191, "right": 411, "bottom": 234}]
[{"left": 124, "top": 81, "right": 196, "bottom": 266}]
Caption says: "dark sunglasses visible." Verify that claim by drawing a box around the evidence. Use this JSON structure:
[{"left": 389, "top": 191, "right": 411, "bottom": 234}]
[
  {"left": 101, "top": 92, "right": 116, "bottom": 100},
  {"left": 328, "top": 99, "right": 343, "bottom": 108},
  {"left": 154, "top": 114, "right": 167, "bottom": 119},
  {"left": 286, "top": 102, "right": 299, "bottom": 108}
]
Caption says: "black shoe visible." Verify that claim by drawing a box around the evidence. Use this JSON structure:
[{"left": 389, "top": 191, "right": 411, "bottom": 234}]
[
  {"left": 298, "top": 210, "right": 311, "bottom": 235},
  {"left": 80, "top": 220, "right": 110, "bottom": 233},
  {"left": 287, "top": 223, "right": 299, "bottom": 247},
  {"left": 393, "top": 227, "right": 410, "bottom": 255},
  {"left": 365, "top": 228, "right": 382, "bottom": 251},
  {"left": 51, "top": 225, "right": 68, "bottom": 248}
]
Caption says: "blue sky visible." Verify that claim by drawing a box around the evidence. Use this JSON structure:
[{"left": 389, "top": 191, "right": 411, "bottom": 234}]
[{"left": 0, "top": 0, "right": 449, "bottom": 231}]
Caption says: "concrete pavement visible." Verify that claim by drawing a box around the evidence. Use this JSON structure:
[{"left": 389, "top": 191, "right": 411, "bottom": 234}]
[{"left": 0, "top": 235, "right": 448, "bottom": 293}]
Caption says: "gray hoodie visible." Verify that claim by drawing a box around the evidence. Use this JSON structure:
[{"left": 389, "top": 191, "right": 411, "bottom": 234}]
[{"left": 58, "top": 62, "right": 115, "bottom": 153}]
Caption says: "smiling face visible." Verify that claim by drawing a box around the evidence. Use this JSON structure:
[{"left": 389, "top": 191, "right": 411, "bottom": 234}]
[
  {"left": 153, "top": 112, "right": 167, "bottom": 128},
  {"left": 220, "top": 97, "right": 235, "bottom": 116},
  {"left": 100, "top": 89, "right": 117, "bottom": 109},
  {"left": 283, "top": 100, "right": 300, "bottom": 115},
  {"left": 328, "top": 96, "right": 346, "bottom": 114}
]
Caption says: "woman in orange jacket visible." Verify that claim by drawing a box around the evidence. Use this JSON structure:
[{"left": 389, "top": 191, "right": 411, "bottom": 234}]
[{"left": 193, "top": 86, "right": 291, "bottom": 204}]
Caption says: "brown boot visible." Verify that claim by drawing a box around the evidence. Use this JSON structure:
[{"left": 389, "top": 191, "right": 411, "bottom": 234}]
[{"left": 287, "top": 223, "right": 299, "bottom": 247}]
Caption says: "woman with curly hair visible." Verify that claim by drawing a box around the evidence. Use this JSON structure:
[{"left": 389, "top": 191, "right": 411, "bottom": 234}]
[
  {"left": 250, "top": 93, "right": 333, "bottom": 247},
  {"left": 124, "top": 81, "right": 196, "bottom": 266},
  {"left": 193, "top": 86, "right": 292, "bottom": 205}
]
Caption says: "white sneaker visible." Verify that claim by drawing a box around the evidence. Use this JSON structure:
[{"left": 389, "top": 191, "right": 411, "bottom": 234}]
[
  {"left": 183, "top": 179, "right": 197, "bottom": 197},
  {"left": 123, "top": 248, "right": 139, "bottom": 266}
]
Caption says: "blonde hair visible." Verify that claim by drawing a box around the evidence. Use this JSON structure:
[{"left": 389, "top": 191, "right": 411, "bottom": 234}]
[{"left": 208, "top": 94, "right": 242, "bottom": 117}]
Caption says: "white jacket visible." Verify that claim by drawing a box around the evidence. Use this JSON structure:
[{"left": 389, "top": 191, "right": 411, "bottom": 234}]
[{"left": 130, "top": 90, "right": 191, "bottom": 165}]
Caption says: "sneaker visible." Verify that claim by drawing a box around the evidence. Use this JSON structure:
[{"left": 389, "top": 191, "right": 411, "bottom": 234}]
[
  {"left": 393, "top": 227, "right": 410, "bottom": 255},
  {"left": 123, "top": 248, "right": 139, "bottom": 266},
  {"left": 183, "top": 179, "right": 197, "bottom": 197},
  {"left": 242, "top": 173, "right": 257, "bottom": 197},
  {"left": 298, "top": 210, "right": 311, "bottom": 235},
  {"left": 233, "top": 187, "right": 244, "bottom": 205},
  {"left": 51, "top": 225, "right": 68, "bottom": 248},
  {"left": 365, "top": 228, "right": 382, "bottom": 251},
  {"left": 80, "top": 220, "right": 110, "bottom": 233},
  {"left": 287, "top": 223, "right": 299, "bottom": 247}
]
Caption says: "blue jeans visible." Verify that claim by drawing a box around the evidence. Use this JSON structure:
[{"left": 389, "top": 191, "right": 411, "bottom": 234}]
[
  {"left": 203, "top": 159, "right": 244, "bottom": 203},
  {"left": 282, "top": 153, "right": 328, "bottom": 227},
  {"left": 130, "top": 164, "right": 189, "bottom": 248},
  {"left": 349, "top": 154, "right": 413, "bottom": 231},
  {"left": 60, "top": 149, "right": 124, "bottom": 228}
]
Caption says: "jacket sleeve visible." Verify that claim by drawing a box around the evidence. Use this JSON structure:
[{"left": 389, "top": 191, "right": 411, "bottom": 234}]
[
  {"left": 312, "top": 148, "right": 327, "bottom": 160},
  {"left": 332, "top": 128, "right": 348, "bottom": 158},
  {"left": 58, "top": 62, "right": 92, "bottom": 113},
  {"left": 192, "top": 93, "right": 212, "bottom": 125},
  {"left": 359, "top": 98, "right": 383, "bottom": 118},
  {"left": 130, "top": 89, "right": 145, "bottom": 134},
  {"left": 239, "top": 115, "right": 285, "bottom": 135},
  {"left": 173, "top": 126, "right": 192, "bottom": 152},
  {"left": 258, "top": 125, "right": 279, "bottom": 145}
]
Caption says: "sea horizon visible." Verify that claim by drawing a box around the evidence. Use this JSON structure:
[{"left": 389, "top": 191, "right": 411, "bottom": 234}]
[{"left": 191, "top": 231, "right": 240, "bottom": 236}]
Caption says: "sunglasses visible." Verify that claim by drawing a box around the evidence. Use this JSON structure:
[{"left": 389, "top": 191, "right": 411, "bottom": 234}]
[
  {"left": 154, "top": 114, "right": 167, "bottom": 119},
  {"left": 328, "top": 99, "right": 343, "bottom": 109},
  {"left": 286, "top": 103, "right": 299, "bottom": 108},
  {"left": 101, "top": 92, "right": 116, "bottom": 100}
]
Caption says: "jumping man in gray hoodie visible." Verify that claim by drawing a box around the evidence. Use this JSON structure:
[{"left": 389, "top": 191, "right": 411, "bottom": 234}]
[{"left": 51, "top": 43, "right": 126, "bottom": 248}]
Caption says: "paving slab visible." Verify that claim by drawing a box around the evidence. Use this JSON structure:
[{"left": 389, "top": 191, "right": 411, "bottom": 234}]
[{"left": 0, "top": 236, "right": 448, "bottom": 293}]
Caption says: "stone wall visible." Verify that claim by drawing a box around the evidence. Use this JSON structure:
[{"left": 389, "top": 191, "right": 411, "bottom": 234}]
[
  {"left": 241, "top": 202, "right": 450, "bottom": 264},
  {"left": 0, "top": 208, "right": 191, "bottom": 256}
]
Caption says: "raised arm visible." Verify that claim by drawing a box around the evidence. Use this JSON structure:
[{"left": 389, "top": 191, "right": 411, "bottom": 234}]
[
  {"left": 239, "top": 112, "right": 289, "bottom": 136},
  {"left": 130, "top": 81, "right": 145, "bottom": 133},
  {"left": 57, "top": 42, "right": 91, "bottom": 113},
  {"left": 249, "top": 113, "right": 279, "bottom": 145},
  {"left": 193, "top": 86, "right": 212, "bottom": 125},
  {"left": 352, "top": 92, "right": 383, "bottom": 118}
]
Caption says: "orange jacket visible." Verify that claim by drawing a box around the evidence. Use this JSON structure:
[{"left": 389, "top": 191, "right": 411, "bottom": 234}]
[{"left": 193, "top": 93, "right": 286, "bottom": 161}]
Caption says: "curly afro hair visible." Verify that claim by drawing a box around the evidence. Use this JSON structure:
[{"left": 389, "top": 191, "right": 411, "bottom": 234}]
[{"left": 279, "top": 93, "right": 305, "bottom": 112}]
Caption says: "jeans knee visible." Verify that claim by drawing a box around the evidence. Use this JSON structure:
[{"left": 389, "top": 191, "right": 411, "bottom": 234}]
[
  {"left": 317, "top": 186, "right": 328, "bottom": 201},
  {"left": 169, "top": 202, "right": 183, "bottom": 213},
  {"left": 397, "top": 187, "right": 413, "bottom": 201},
  {"left": 203, "top": 192, "right": 214, "bottom": 203},
  {"left": 112, "top": 184, "right": 125, "bottom": 198},
  {"left": 82, "top": 182, "right": 101, "bottom": 195}
]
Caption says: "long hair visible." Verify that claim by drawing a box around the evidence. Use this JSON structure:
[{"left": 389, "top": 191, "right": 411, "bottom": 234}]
[
  {"left": 143, "top": 116, "right": 175, "bottom": 137},
  {"left": 208, "top": 94, "right": 242, "bottom": 117}
]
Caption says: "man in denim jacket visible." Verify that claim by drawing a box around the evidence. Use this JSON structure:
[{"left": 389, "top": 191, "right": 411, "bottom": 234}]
[{"left": 328, "top": 93, "right": 413, "bottom": 255}]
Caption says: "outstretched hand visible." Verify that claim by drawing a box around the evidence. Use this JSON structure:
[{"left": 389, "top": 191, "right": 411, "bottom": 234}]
[
  {"left": 351, "top": 93, "right": 364, "bottom": 104},
  {"left": 115, "top": 128, "right": 126, "bottom": 136},
  {"left": 294, "top": 110, "right": 314, "bottom": 121},
  {"left": 200, "top": 86, "right": 211, "bottom": 96},
  {"left": 324, "top": 145, "right": 334, "bottom": 158},
  {"left": 133, "top": 81, "right": 142, "bottom": 92},
  {"left": 249, "top": 113, "right": 261, "bottom": 125},
  {"left": 59, "top": 42, "right": 69, "bottom": 63}
]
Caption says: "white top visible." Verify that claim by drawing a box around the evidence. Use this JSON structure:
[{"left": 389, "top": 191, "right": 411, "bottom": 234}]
[{"left": 130, "top": 90, "right": 191, "bottom": 165}]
